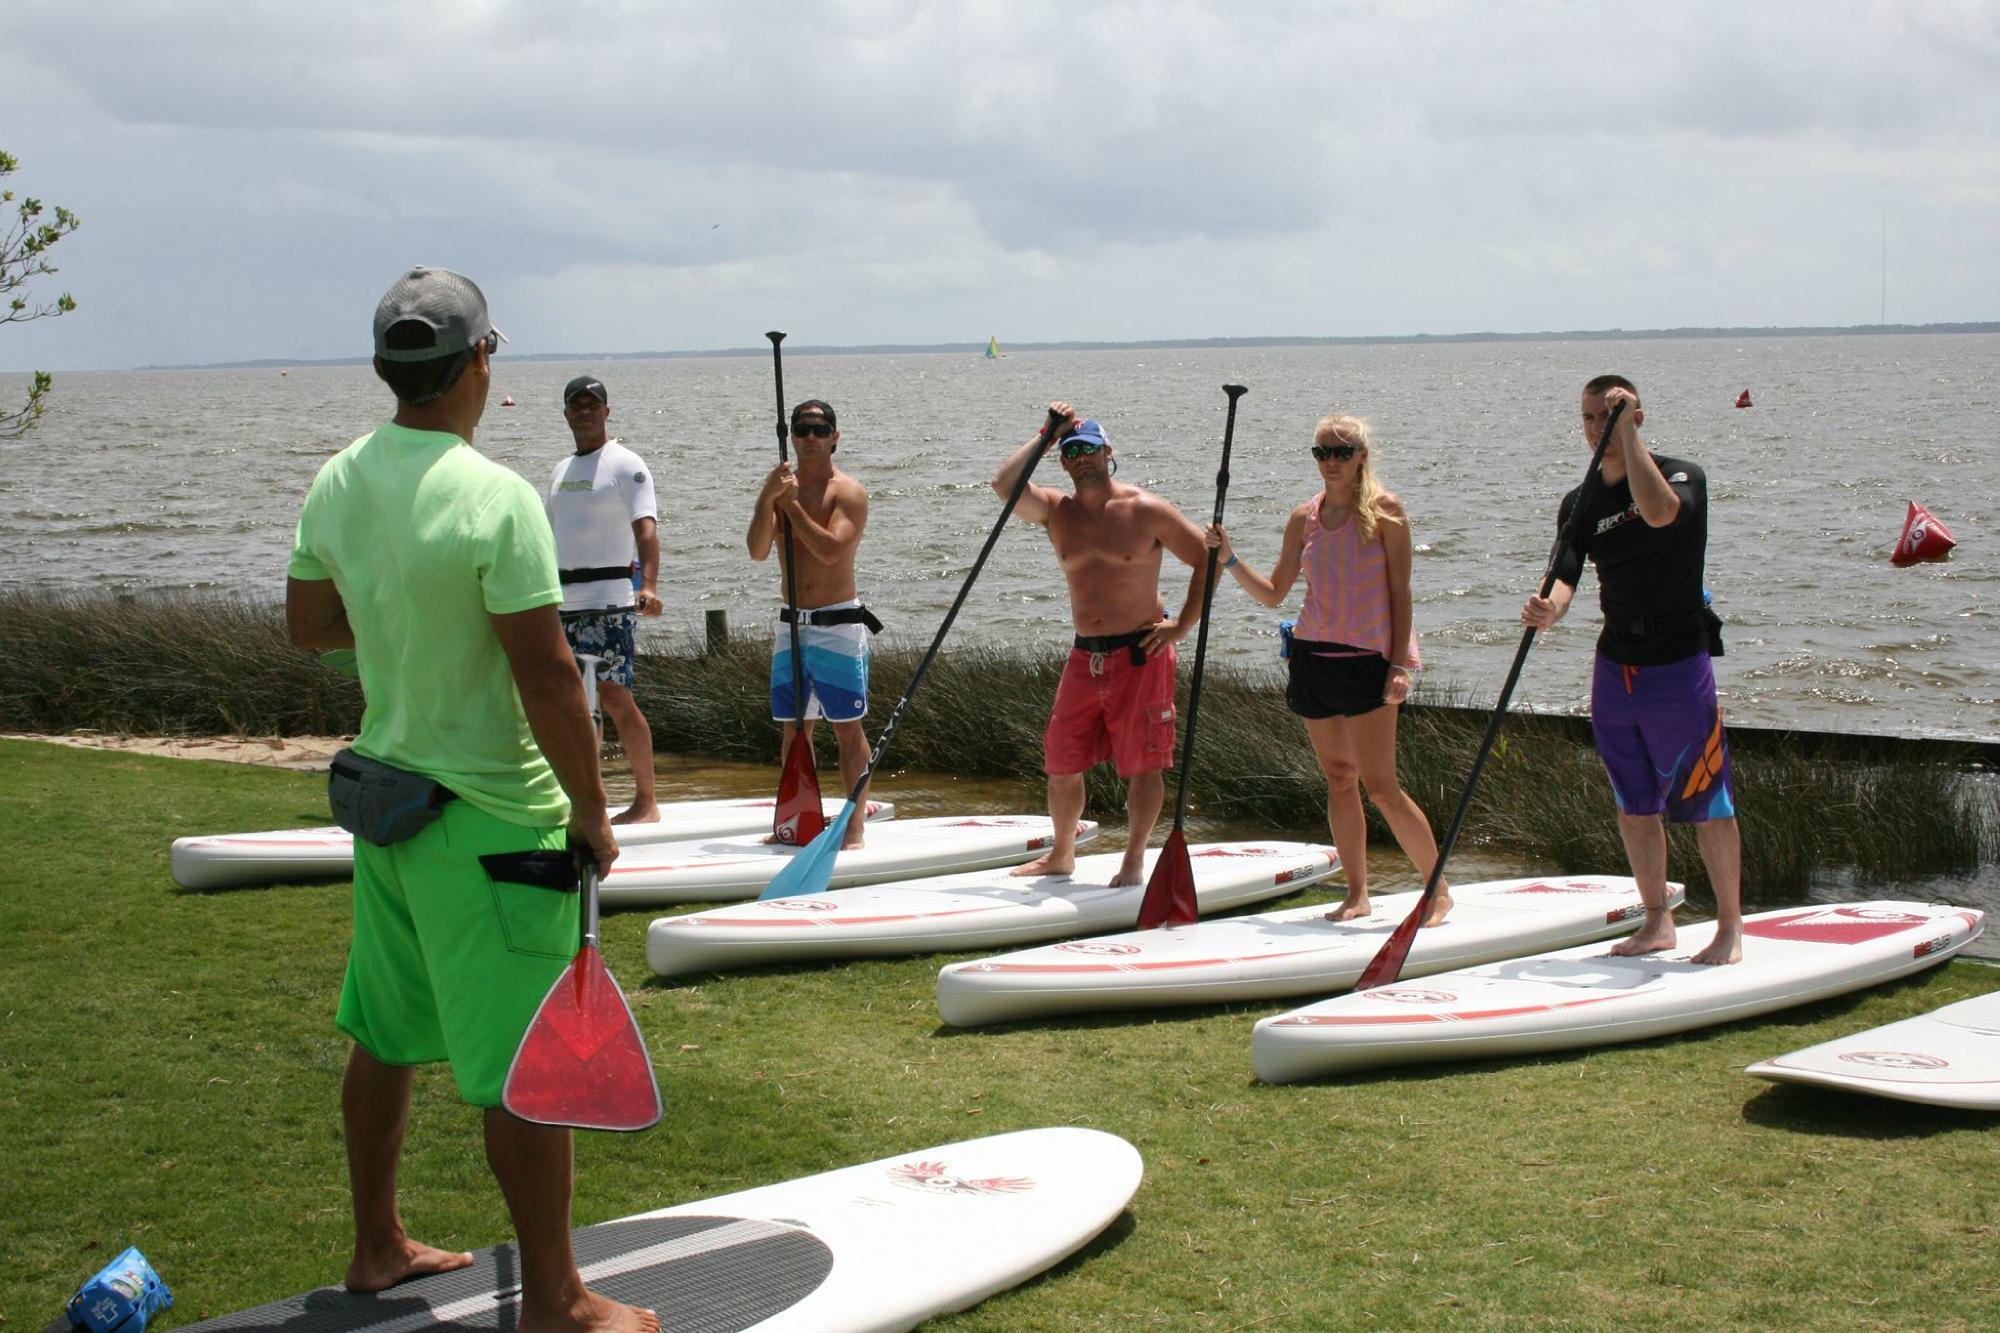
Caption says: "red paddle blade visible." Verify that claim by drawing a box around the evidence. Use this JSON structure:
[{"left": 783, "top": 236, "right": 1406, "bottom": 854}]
[
  {"left": 1353, "top": 891, "right": 1431, "bottom": 991},
  {"left": 503, "top": 944, "right": 662, "bottom": 1132},
  {"left": 773, "top": 731, "right": 826, "bottom": 845},
  {"left": 1136, "top": 828, "right": 1199, "bottom": 929}
]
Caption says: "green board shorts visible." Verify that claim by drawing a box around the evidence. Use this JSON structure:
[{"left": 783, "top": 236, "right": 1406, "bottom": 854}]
[{"left": 337, "top": 799, "right": 574, "bottom": 1107}]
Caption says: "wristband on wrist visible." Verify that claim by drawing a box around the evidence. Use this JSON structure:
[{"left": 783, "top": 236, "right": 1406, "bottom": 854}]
[{"left": 1222, "top": 554, "right": 1238, "bottom": 569}]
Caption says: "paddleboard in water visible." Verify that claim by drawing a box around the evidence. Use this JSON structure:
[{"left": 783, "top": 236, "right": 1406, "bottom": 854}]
[
  {"left": 938, "top": 874, "right": 1678, "bottom": 1028},
  {"left": 169, "top": 798, "right": 896, "bottom": 890},
  {"left": 647, "top": 841, "right": 1339, "bottom": 979},
  {"left": 1254, "top": 900, "right": 1985, "bottom": 1084},
  {"left": 600, "top": 815, "right": 1097, "bottom": 908},
  {"left": 181, "top": 1125, "right": 1140, "bottom": 1332},
  {"left": 1746, "top": 988, "right": 2000, "bottom": 1110}
]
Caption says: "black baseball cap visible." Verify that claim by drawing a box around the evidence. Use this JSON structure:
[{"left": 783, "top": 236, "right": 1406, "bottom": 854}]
[
  {"left": 790, "top": 398, "right": 835, "bottom": 429},
  {"left": 563, "top": 375, "right": 608, "bottom": 406}
]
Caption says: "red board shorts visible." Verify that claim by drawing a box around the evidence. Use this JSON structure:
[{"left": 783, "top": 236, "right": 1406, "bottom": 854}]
[{"left": 1043, "top": 640, "right": 1178, "bottom": 778}]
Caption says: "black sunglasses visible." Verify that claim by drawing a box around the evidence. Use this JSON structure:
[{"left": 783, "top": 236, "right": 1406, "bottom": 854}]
[
  {"left": 792, "top": 420, "right": 834, "bottom": 438},
  {"left": 1311, "top": 442, "right": 1360, "bottom": 462},
  {"left": 1059, "top": 438, "right": 1107, "bottom": 460}
]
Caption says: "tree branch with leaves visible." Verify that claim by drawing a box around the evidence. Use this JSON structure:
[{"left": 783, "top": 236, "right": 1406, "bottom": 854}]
[{"left": 2, "top": 149, "right": 81, "bottom": 439}]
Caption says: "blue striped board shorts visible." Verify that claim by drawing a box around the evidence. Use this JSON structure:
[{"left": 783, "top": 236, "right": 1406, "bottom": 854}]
[
  {"left": 770, "top": 601, "right": 871, "bottom": 723},
  {"left": 1591, "top": 650, "right": 1736, "bottom": 824}
]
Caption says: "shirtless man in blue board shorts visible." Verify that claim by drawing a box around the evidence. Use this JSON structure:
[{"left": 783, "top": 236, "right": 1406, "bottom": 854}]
[
  {"left": 287, "top": 267, "right": 657, "bottom": 1333},
  {"left": 992, "top": 402, "right": 1212, "bottom": 887},
  {"left": 546, "top": 373, "right": 663, "bottom": 824},
  {"left": 1522, "top": 375, "right": 1744, "bottom": 966},
  {"left": 746, "top": 398, "right": 876, "bottom": 848}
]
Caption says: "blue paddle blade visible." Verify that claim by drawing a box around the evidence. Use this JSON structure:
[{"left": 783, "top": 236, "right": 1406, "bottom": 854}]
[{"left": 758, "top": 800, "right": 858, "bottom": 899}]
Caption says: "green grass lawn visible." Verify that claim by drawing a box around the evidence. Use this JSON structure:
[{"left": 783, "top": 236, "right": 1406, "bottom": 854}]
[{"left": 3, "top": 737, "right": 1996, "bottom": 1331}]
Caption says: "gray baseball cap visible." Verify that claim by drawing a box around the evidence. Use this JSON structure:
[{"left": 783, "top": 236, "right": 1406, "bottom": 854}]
[{"left": 372, "top": 267, "right": 507, "bottom": 362}]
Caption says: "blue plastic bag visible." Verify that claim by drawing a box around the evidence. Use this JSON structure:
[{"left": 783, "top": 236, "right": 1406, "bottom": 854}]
[
  {"left": 66, "top": 1247, "right": 172, "bottom": 1333},
  {"left": 1278, "top": 618, "right": 1296, "bottom": 661}
]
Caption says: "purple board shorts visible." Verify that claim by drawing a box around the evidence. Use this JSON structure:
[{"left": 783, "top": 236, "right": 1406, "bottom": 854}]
[{"left": 1591, "top": 651, "right": 1736, "bottom": 823}]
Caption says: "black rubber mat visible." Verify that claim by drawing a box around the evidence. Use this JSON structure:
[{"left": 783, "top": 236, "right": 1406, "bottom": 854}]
[{"left": 183, "top": 1215, "right": 834, "bottom": 1331}]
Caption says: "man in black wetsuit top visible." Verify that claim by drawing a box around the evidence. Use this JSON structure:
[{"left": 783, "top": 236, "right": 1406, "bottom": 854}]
[{"left": 1522, "top": 375, "right": 1743, "bottom": 966}]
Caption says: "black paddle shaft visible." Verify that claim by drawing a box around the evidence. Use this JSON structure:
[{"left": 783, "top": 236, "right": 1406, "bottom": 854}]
[
  {"left": 1412, "top": 399, "right": 1627, "bottom": 907},
  {"left": 766, "top": 331, "right": 808, "bottom": 730},
  {"left": 1167, "top": 384, "right": 1249, "bottom": 829},
  {"left": 833, "top": 408, "right": 1068, "bottom": 802}
]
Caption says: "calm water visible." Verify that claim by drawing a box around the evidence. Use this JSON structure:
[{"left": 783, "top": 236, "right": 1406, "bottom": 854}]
[{"left": 4, "top": 335, "right": 1995, "bottom": 741}]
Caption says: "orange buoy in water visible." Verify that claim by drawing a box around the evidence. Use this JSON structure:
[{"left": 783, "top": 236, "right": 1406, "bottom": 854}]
[
  {"left": 1735, "top": 389, "right": 1753, "bottom": 408},
  {"left": 500, "top": 395, "right": 516, "bottom": 407},
  {"left": 1891, "top": 500, "right": 1956, "bottom": 567}
]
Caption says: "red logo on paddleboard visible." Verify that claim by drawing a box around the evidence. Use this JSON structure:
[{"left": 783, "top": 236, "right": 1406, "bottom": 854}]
[
  {"left": 1372, "top": 988, "right": 1457, "bottom": 1004},
  {"left": 888, "top": 1160, "right": 1034, "bottom": 1196},
  {"left": 1193, "top": 846, "right": 1277, "bottom": 858},
  {"left": 1503, "top": 880, "right": 1609, "bottom": 896},
  {"left": 769, "top": 899, "right": 840, "bottom": 912},
  {"left": 1837, "top": 1050, "right": 1949, "bottom": 1070},
  {"left": 1055, "top": 941, "right": 1143, "bottom": 956},
  {"left": 1606, "top": 904, "right": 1644, "bottom": 924},
  {"left": 1913, "top": 934, "right": 1956, "bottom": 958}
]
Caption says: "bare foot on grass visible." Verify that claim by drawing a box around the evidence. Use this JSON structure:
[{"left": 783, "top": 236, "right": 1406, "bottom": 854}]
[
  {"left": 345, "top": 1238, "right": 473, "bottom": 1293},
  {"left": 1011, "top": 854, "right": 1073, "bottom": 878},
  {"left": 1324, "top": 891, "right": 1371, "bottom": 922}
]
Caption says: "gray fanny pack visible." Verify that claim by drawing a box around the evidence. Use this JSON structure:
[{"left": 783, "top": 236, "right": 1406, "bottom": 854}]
[{"left": 328, "top": 748, "right": 456, "bottom": 847}]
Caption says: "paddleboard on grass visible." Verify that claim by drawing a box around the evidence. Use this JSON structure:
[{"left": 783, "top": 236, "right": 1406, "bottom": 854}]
[
  {"left": 169, "top": 798, "right": 895, "bottom": 890},
  {"left": 1747, "top": 989, "right": 2000, "bottom": 1110},
  {"left": 938, "top": 874, "right": 1678, "bottom": 1028},
  {"left": 601, "top": 815, "right": 1096, "bottom": 908},
  {"left": 1253, "top": 900, "right": 1985, "bottom": 1084},
  {"left": 181, "top": 1125, "right": 1140, "bottom": 1333},
  {"left": 647, "top": 841, "right": 1339, "bottom": 978}
]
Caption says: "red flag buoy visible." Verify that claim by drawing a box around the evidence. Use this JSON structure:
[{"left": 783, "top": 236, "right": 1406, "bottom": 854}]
[
  {"left": 1891, "top": 500, "right": 1956, "bottom": 567},
  {"left": 1735, "top": 389, "right": 1753, "bottom": 408}
]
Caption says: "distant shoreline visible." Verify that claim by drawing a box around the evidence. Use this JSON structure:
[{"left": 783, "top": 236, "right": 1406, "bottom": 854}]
[{"left": 134, "top": 320, "right": 2000, "bottom": 372}]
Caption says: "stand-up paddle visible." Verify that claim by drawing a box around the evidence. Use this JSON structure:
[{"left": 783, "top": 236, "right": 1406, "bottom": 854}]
[
  {"left": 1137, "top": 384, "right": 1248, "bottom": 929},
  {"left": 1353, "top": 400, "right": 1627, "bottom": 990},
  {"left": 767, "top": 330, "right": 826, "bottom": 847},
  {"left": 502, "top": 662, "right": 663, "bottom": 1131},
  {"left": 761, "top": 406, "right": 1069, "bottom": 900}
]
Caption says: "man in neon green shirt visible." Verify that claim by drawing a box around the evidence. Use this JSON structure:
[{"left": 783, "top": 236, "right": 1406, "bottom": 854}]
[{"left": 287, "top": 267, "right": 657, "bottom": 1333}]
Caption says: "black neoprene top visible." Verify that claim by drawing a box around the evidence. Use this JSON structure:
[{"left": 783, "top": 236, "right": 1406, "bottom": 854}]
[{"left": 1551, "top": 453, "right": 1711, "bottom": 666}]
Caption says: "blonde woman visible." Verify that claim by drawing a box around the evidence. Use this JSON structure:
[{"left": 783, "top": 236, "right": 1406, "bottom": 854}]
[{"left": 1206, "top": 414, "right": 1450, "bottom": 924}]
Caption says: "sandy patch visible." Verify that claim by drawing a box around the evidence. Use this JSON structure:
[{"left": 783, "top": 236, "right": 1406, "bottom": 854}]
[{"left": 3, "top": 733, "right": 350, "bottom": 772}]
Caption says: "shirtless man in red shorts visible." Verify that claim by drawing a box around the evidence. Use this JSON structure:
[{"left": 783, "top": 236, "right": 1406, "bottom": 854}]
[{"left": 991, "top": 401, "right": 1212, "bottom": 886}]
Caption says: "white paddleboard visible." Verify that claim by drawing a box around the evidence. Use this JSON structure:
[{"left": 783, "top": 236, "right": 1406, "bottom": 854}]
[
  {"left": 938, "top": 874, "right": 1680, "bottom": 1028},
  {"left": 1746, "top": 988, "right": 2000, "bottom": 1110},
  {"left": 169, "top": 797, "right": 895, "bottom": 890},
  {"left": 601, "top": 815, "right": 1099, "bottom": 908},
  {"left": 181, "top": 1125, "right": 1141, "bottom": 1332},
  {"left": 647, "top": 841, "right": 1340, "bottom": 979},
  {"left": 1254, "top": 900, "right": 1986, "bottom": 1084}
]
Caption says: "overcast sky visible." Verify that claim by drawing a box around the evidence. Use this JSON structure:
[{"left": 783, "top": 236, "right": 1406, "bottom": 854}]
[{"left": 4, "top": 0, "right": 1997, "bottom": 370}]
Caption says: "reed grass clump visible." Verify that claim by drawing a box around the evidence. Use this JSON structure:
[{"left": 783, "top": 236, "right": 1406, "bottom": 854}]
[{"left": 0, "top": 589, "right": 1989, "bottom": 899}]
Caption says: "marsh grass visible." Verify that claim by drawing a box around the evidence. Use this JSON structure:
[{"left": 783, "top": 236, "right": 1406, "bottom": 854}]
[
  {"left": 4, "top": 737, "right": 2000, "bottom": 1331},
  {"left": 1, "top": 590, "right": 1991, "bottom": 902}
]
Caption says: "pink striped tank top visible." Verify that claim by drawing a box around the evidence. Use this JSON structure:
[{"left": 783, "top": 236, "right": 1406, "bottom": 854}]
[{"left": 1292, "top": 492, "right": 1420, "bottom": 668}]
